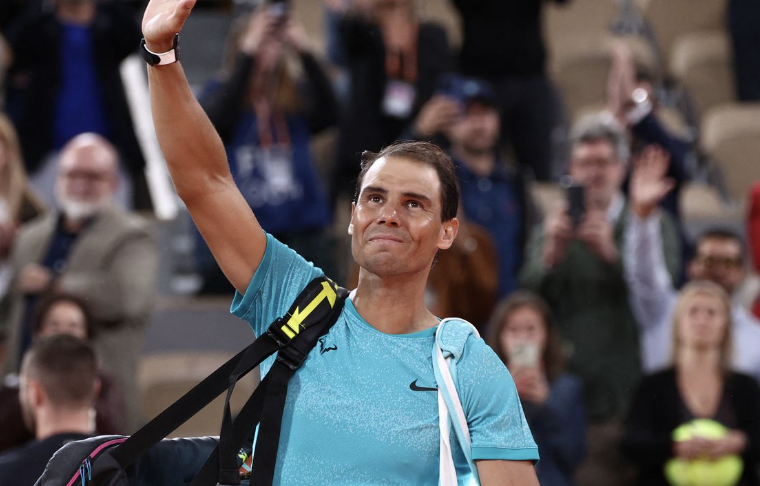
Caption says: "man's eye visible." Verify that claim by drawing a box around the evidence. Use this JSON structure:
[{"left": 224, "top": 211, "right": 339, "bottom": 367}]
[
  {"left": 368, "top": 195, "right": 383, "bottom": 203},
  {"left": 406, "top": 200, "right": 421, "bottom": 209}
]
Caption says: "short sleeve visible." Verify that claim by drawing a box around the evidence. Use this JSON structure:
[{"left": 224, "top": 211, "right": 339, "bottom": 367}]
[
  {"left": 230, "top": 233, "right": 324, "bottom": 337},
  {"left": 456, "top": 336, "right": 540, "bottom": 462}
]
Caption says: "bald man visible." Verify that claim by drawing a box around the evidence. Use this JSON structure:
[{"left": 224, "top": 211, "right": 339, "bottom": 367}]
[{"left": 2, "top": 133, "right": 158, "bottom": 432}]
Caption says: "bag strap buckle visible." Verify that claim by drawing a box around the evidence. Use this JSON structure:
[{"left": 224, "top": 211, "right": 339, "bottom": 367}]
[
  {"left": 275, "top": 344, "right": 308, "bottom": 371},
  {"left": 265, "top": 317, "right": 296, "bottom": 347}
]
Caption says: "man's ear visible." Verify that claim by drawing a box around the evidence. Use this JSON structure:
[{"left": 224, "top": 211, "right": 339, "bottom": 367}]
[
  {"left": 438, "top": 218, "right": 459, "bottom": 250},
  {"left": 28, "top": 379, "right": 45, "bottom": 408},
  {"left": 348, "top": 202, "right": 356, "bottom": 236}
]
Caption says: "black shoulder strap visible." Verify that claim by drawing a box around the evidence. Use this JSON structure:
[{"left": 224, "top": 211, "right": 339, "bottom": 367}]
[{"left": 110, "top": 277, "right": 348, "bottom": 478}]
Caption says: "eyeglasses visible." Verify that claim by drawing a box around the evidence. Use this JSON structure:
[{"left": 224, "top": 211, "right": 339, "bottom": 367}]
[
  {"left": 62, "top": 170, "right": 110, "bottom": 183},
  {"left": 694, "top": 255, "right": 743, "bottom": 269}
]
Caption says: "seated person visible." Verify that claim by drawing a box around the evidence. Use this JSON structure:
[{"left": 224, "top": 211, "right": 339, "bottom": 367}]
[
  {"left": 487, "top": 291, "right": 586, "bottom": 486},
  {"left": 0, "top": 293, "right": 123, "bottom": 454},
  {"left": 625, "top": 148, "right": 760, "bottom": 381},
  {"left": 622, "top": 281, "right": 760, "bottom": 486},
  {"left": 0, "top": 334, "right": 98, "bottom": 486}
]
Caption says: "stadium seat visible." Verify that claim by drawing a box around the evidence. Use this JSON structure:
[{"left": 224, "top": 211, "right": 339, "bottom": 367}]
[
  {"left": 644, "top": 0, "right": 726, "bottom": 68},
  {"left": 700, "top": 103, "right": 760, "bottom": 206},
  {"left": 553, "top": 34, "right": 658, "bottom": 121},
  {"left": 670, "top": 31, "right": 734, "bottom": 119},
  {"left": 138, "top": 351, "right": 259, "bottom": 437}
]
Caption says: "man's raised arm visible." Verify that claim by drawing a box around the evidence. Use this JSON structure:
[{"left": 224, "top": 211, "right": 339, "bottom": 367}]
[{"left": 142, "top": 0, "right": 266, "bottom": 294}]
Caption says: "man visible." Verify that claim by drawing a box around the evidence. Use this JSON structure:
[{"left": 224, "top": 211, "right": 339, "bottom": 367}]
[
  {"left": 2, "top": 133, "right": 158, "bottom": 432},
  {"left": 446, "top": 79, "right": 528, "bottom": 297},
  {"left": 519, "top": 114, "right": 681, "bottom": 486},
  {"left": 408, "top": 77, "right": 529, "bottom": 298},
  {"left": 0, "top": 335, "right": 98, "bottom": 486},
  {"left": 140, "top": 0, "right": 540, "bottom": 484},
  {"left": 626, "top": 146, "right": 760, "bottom": 381}
]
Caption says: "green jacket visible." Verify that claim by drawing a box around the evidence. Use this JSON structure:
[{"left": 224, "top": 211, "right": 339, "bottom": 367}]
[{"left": 519, "top": 203, "right": 681, "bottom": 421}]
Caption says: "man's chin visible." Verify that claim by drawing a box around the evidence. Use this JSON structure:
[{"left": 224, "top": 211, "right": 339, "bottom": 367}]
[{"left": 59, "top": 201, "right": 105, "bottom": 221}]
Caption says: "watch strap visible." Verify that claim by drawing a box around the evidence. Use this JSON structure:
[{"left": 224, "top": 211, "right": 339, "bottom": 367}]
[{"left": 140, "top": 34, "right": 180, "bottom": 66}]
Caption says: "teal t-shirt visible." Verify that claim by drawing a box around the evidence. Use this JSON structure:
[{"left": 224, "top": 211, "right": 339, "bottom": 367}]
[{"left": 231, "top": 234, "right": 538, "bottom": 485}]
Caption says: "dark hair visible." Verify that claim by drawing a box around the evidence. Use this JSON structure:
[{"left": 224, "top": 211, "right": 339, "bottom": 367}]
[
  {"left": 21, "top": 334, "right": 98, "bottom": 409},
  {"left": 353, "top": 141, "right": 459, "bottom": 222},
  {"left": 486, "top": 291, "right": 565, "bottom": 382},
  {"left": 33, "top": 293, "right": 95, "bottom": 339},
  {"left": 696, "top": 228, "right": 746, "bottom": 258}
]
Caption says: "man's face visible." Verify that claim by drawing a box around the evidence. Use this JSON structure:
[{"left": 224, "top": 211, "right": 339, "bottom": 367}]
[
  {"left": 55, "top": 143, "right": 118, "bottom": 221},
  {"left": 688, "top": 238, "right": 744, "bottom": 295},
  {"left": 349, "top": 156, "right": 457, "bottom": 277},
  {"left": 449, "top": 102, "right": 500, "bottom": 154},
  {"left": 568, "top": 140, "right": 626, "bottom": 209}
]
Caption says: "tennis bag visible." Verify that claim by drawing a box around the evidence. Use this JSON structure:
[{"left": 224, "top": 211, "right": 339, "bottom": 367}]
[{"left": 35, "top": 277, "right": 348, "bottom": 486}]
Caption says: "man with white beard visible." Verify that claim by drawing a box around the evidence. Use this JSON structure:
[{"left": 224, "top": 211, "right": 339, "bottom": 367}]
[{"left": 1, "top": 133, "right": 158, "bottom": 432}]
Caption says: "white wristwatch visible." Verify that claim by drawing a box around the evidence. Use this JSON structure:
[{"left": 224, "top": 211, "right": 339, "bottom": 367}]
[{"left": 140, "top": 34, "right": 180, "bottom": 66}]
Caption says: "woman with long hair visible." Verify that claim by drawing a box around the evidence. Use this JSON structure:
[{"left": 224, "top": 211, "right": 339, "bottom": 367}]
[
  {"left": 0, "top": 113, "right": 45, "bottom": 351},
  {"left": 198, "top": 4, "right": 339, "bottom": 291},
  {"left": 622, "top": 281, "right": 760, "bottom": 486},
  {"left": 488, "top": 290, "right": 586, "bottom": 486}
]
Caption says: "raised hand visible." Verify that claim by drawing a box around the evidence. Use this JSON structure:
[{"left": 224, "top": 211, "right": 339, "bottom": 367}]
[
  {"left": 415, "top": 95, "right": 461, "bottom": 139},
  {"left": 629, "top": 144, "right": 674, "bottom": 218},
  {"left": 142, "top": 0, "right": 197, "bottom": 52}
]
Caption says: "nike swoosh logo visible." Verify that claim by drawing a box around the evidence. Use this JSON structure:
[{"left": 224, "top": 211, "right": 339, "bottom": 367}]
[{"left": 409, "top": 379, "right": 437, "bottom": 392}]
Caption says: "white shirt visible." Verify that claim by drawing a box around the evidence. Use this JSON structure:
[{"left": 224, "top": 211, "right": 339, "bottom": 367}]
[{"left": 624, "top": 211, "right": 760, "bottom": 382}]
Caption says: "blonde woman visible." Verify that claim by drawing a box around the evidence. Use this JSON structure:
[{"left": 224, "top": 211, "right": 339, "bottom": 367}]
[
  {"left": 0, "top": 114, "right": 44, "bottom": 349},
  {"left": 622, "top": 281, "right": 760, "bottom": 486}
]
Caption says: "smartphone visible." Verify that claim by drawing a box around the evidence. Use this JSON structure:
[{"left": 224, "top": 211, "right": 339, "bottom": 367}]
[
  {"left": 567, "top": 183, "right": 585, "bottom": 227},
  {"left": 509, "top": 342, "right": 540, "bottom": 369}
]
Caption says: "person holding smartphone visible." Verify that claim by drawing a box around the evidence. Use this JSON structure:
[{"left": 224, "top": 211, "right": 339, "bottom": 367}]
[
  {"left": 488, "top": 290, "right": 586, "bottom": 486},
  {"left": 519, "top": 112, "right": 683, "bottom": 486}
]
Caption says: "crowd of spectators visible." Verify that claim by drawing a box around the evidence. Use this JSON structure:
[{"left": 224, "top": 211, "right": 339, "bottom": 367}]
[{"left": 0, "top": 0, "right": 758, "bottom": 485}]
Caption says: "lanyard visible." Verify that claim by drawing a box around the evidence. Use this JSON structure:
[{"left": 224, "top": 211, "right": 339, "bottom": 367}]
[
  {"left": 382, "top": 22, "right": 418, "bottom": 84},
  {"left": 252, "top": 98, "right": 291, "bottom": 150}
]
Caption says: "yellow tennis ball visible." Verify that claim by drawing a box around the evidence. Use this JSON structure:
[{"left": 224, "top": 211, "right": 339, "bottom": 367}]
[{"left": 664, "top": 419, "right": 743, "bottom": 486}]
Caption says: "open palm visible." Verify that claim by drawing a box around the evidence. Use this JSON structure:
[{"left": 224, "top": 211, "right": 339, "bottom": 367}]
[
  {"left": 630, "top": 145, "right": 674, "bottom": 216},
  {"left": 142, "top": 0, "right": 197, "bottom": 51}
]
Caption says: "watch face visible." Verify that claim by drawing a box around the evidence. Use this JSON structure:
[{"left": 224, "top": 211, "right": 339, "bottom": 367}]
[{"left": 632, "top": 87, "right": 648, "bottom": 104}]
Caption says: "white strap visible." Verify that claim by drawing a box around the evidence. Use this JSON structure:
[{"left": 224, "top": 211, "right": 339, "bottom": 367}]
[
  {"left": 438, "top": 382, "right": 457, "bottom": 486},
  {"left": 435, "top": 319, "right": 480, "bottom": 486}
]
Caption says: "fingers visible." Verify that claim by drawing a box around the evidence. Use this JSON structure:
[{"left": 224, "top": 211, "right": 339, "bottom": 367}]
[{"left": 166, "top": 0, "right": 197, "bottom": 33}]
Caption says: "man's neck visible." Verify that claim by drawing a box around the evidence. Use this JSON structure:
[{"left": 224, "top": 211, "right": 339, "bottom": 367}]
[
  {"left": 62, "top": 216, "right": 88, "bottom": 234},
  {"left": 352, "top": 269, "right": 437, "bottom": 335},
  {"left": 453, "top": 147, "right": 496, "bottom": 178},
  {"left": 56, "top": 2, "right": 96, "bottom": 26},
  {"left": 35, "top": 408, "right": 93, "bottom": 441}
]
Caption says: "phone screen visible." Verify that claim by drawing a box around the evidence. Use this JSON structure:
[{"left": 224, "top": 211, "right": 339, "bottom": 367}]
[{"left": 509, "top": 343, "right": 540, "bottom": 369}]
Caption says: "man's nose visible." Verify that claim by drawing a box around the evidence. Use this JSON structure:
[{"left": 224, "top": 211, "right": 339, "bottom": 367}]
[{"left": 377, "top": 202, "right": 400, "bottom": 226}]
